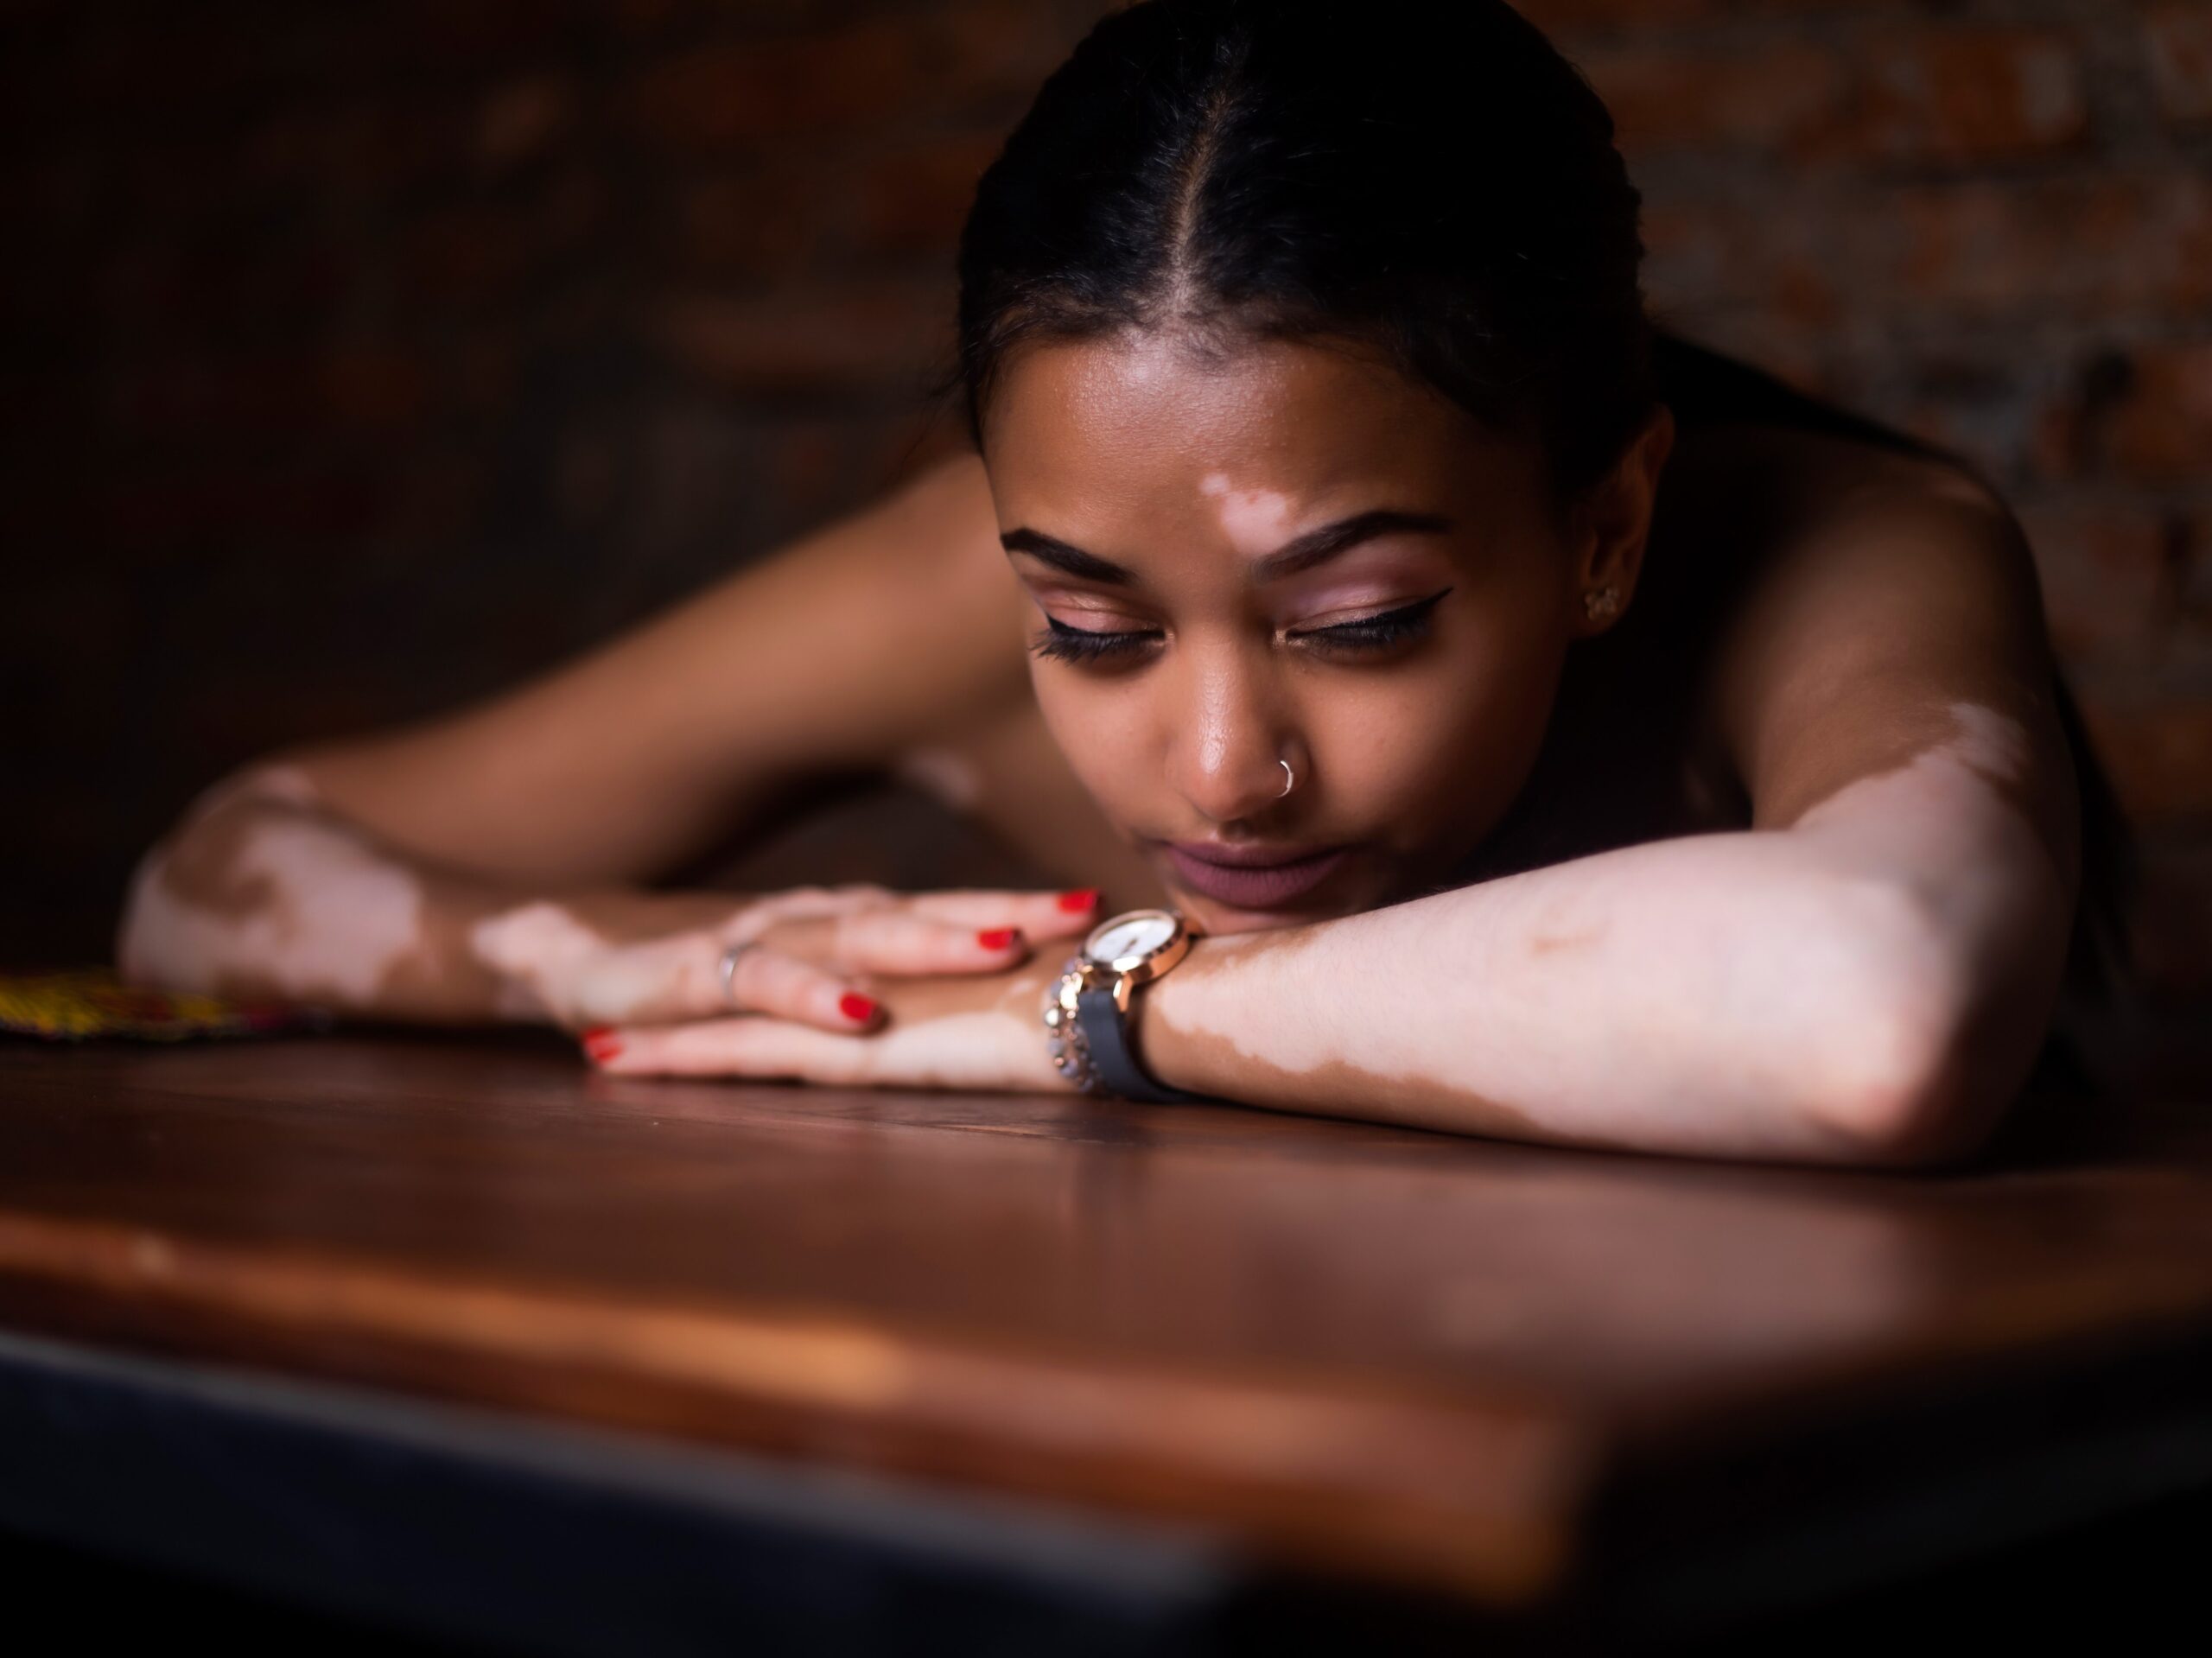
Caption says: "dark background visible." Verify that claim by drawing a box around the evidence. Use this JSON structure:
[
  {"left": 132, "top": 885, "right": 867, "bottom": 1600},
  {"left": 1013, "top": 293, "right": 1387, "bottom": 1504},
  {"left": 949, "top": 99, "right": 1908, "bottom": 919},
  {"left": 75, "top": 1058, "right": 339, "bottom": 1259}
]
[{"left": 5, "top": 0, "right": 2209, "bottom": 1013}]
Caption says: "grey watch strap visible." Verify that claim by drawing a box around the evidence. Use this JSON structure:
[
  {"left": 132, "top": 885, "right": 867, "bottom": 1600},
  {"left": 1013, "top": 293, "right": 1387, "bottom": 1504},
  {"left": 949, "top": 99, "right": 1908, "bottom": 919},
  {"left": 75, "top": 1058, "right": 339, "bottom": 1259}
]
[{"left": 1073, "top": 980, "right": 1208, "bottom": 1104}]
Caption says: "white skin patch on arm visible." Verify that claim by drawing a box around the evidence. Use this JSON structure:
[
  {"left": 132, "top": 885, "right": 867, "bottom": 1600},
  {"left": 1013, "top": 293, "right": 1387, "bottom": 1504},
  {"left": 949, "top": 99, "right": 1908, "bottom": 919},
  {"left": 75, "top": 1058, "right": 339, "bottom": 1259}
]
[
  {"left": 1791, "top": 700, "right": 2041, "bottom": 867},
  {"left": 176, "top": 760, "right": 324, "bottom": 829},
  {"left": 1152, "top": 908, "right": 1472, "bottom": 1098},
  {"left": 467, "top": 902, "right": 607, "bottom": 1020},
  {"left": 471, "top": 886, "right": 912, "bottom": 1026},
  {"left": 130, "top": 814, "right": 428, "bottom": 1004},
  {"left": 863, "top": 1008, "right": 1059, "bottom": 1091},
  {"left": 1936, "top": 700, "right": 2033, "bottom": 785},
  {"left": 1142, "top": 696, "right": 2065, "bottom": 1154},
  {"left": 467, "top": 900, "right": 668, "bottom": 1023}
]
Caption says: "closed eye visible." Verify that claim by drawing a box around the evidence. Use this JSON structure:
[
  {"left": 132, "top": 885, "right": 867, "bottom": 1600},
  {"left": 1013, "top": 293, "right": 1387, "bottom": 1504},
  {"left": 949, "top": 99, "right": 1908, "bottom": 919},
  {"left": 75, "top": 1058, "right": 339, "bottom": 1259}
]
[
  {"left": 1027, "top": 588, "right": 1453, "bottom": 665},
  {"left": 1299, "top": 587, "right": 1455, "bottom": 653}
]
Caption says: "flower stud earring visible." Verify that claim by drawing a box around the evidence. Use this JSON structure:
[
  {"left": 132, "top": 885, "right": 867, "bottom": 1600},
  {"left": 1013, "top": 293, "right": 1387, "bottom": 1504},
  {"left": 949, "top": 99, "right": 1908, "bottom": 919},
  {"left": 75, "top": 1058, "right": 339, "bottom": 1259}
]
[{"left": 1583, "top": 584, "right": 1623, "bottom": 622}]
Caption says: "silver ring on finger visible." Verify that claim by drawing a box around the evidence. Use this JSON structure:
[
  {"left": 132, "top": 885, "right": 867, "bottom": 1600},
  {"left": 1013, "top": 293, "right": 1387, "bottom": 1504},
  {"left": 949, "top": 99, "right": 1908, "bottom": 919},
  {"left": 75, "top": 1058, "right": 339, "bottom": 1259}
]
[{"left": 717, "top": 938, "right": 762, "bottom": 1013}]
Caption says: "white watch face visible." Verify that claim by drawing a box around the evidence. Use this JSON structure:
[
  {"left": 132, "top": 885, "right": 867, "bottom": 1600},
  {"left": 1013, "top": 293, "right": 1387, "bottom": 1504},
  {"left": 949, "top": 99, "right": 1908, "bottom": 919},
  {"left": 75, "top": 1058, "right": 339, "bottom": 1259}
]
[{"left": 1085, "top": 910, "right": 1178, "bottom": 963}]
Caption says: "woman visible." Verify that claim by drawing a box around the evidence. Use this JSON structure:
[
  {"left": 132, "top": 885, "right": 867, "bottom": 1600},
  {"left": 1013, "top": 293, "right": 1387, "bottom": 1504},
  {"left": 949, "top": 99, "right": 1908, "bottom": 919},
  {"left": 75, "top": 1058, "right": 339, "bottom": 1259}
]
[{"left": 118, "top": 0, "right": 2132, "bottom": 1166}]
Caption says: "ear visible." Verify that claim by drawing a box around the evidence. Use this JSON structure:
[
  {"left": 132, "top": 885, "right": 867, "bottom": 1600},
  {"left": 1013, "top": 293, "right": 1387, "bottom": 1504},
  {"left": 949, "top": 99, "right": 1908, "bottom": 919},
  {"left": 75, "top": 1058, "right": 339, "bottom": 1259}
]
[{"left": 1567, "top": 402, "right": 1675, "bottom": 638}]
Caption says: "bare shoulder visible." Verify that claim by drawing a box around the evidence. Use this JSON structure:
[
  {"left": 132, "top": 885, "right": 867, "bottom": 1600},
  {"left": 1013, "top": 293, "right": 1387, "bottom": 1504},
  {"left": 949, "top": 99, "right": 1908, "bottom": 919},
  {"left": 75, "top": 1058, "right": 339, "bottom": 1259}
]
[
  {"left": 1689, "top": 425, "right": 2045, "bottom": 713},
  {"left": 1688, "top": 424, "right": 2069, "bottom": 832}
]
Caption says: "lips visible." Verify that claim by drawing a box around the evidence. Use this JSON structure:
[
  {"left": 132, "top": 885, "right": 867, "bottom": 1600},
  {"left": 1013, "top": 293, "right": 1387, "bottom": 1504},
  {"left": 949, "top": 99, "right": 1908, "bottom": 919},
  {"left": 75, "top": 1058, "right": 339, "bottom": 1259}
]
[{"left": 1161, "top": 842, "right": 1356, "bottom": 908}]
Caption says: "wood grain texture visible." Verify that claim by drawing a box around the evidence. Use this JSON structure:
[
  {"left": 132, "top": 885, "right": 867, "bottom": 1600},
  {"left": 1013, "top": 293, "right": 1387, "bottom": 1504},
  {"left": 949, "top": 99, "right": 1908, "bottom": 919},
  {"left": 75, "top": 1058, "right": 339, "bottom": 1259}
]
[{"left": 2, "top": 1030, "right": 2209, "bottom": 1610}]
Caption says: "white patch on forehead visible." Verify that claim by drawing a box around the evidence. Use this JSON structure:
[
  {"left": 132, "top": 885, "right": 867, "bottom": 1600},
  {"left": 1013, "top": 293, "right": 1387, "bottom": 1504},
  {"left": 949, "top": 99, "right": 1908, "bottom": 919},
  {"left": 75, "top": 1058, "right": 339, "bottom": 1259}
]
[
  {"left": 894, "top": 745, "right": 982, "bottom": 811},
  {"left": 124, "top": 815, "right": 425, "bottom": 1004},
  {"left": 1198, "top": 471, "right": 1300, "bottom": 558}
]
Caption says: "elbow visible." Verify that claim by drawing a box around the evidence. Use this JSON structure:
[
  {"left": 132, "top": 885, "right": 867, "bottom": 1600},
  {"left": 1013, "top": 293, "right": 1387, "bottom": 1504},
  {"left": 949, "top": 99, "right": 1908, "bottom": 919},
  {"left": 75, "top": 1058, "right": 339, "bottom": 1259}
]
[
  {"left": 1806, "top": 1002, "right": 1987, "bottom": 1171},
  {"left": 1793, "top": 886, "right": 2001, "bottom": 1171},
  {"left": 111, "top": 760, "right": 312, "bottom": 988}
]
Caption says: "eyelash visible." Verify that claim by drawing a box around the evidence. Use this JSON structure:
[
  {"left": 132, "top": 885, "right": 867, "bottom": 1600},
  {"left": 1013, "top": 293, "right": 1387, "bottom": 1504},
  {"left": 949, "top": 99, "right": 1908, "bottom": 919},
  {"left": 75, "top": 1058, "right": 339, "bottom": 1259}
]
[{"left": 1027, "top": 587, "right": 1454, "bottom": 666}]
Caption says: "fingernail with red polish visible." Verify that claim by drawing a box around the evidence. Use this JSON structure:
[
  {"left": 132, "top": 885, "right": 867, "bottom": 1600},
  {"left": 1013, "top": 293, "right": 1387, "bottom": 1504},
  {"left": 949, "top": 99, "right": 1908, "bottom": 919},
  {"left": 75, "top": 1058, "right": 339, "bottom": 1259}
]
[
  {"left": 583, "top": 1033, "right": 622, "bottom": 1063},
  {"left": 581, "top": 1026, "right": 613, "bottom": 1043},
  {"left": 1056, "top": 888, "right": 1099, "bottom": 912},
  {"left": 839, "top": 991, "right": 879, "bottom": 1022},
  {"left": 977, "top": 926, "right": 1019, "bottom": 950}
]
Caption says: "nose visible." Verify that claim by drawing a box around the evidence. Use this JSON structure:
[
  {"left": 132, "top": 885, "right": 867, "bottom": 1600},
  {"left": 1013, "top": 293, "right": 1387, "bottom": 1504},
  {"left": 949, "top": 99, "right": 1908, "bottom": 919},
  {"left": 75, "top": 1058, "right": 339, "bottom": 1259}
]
[{"left": 1167, "top": 653, "right": 1295, "bottom": 827}]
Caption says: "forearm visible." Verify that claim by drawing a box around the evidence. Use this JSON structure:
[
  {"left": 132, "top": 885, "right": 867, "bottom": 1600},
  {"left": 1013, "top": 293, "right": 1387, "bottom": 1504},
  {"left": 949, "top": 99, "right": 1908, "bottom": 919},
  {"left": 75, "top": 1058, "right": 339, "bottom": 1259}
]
[
  {"left": 1139, "top": 830, "right": 1997, "bottom": 1164},
  {"left": 114, "top": 764, "right": 727, "bottom": 1027}
]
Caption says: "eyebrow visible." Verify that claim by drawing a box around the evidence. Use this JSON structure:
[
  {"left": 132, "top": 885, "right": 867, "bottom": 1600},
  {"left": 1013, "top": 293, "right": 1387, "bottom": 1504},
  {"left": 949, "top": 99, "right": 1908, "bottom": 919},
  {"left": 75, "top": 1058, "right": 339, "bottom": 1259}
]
[{"left": 1000, "top": 507, "right": 1456, "bottom": 587}]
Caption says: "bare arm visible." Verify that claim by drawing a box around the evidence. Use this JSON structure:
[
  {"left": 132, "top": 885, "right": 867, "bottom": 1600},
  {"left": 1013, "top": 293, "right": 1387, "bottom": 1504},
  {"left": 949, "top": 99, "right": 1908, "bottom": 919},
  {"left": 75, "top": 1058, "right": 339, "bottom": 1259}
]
[
  {"left": 114, "top": 452, "right": 1046, "bottom": 1027},
  {"left": 114, "top": 764, "right": 751, "bottom": 1026},
  {"left": 208, "top": 450, "right": 1020, "bottom": 888},
  {"left": 1139, "top": 476, "right": 2078, "bottom": 1166}
]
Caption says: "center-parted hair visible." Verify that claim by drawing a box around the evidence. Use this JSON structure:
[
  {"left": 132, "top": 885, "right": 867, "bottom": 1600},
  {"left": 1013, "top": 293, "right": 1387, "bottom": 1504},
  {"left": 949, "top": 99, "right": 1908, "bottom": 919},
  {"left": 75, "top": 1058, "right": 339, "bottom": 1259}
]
[{"left": 937, "top": 0, "right": 1656, "bottom": 516}]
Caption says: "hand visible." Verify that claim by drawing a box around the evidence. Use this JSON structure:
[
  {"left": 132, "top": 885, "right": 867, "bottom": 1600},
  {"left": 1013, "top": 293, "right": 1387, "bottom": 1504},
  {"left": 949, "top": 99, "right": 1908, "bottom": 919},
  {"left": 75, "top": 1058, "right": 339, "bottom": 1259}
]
[
  {"left": 579, "top": 953, "right": 1084, "bottom": 1095},
  {"left": 515, "top": 881, "right": 1101, "bottom": 1034}
]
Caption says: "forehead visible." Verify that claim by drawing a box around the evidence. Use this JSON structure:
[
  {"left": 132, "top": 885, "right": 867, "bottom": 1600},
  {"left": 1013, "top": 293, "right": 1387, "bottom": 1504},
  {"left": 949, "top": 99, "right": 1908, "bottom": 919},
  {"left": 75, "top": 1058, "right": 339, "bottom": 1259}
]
[{"left": 983, "top": 331, "right": 1521, "bottom": 506}]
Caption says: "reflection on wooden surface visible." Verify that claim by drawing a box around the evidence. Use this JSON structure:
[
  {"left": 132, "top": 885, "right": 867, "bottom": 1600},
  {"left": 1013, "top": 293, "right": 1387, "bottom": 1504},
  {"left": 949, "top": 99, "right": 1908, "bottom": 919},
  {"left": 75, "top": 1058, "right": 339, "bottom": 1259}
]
[{"left": 2, "top": 1032, "right": 2209, "bottom": 1608}]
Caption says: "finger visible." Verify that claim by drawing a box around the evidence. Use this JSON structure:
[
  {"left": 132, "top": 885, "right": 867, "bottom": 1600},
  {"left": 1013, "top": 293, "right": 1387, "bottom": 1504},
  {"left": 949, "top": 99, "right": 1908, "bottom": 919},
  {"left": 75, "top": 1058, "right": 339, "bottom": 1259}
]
[
  {"left": 722, "top": 944, "right": 885, "bottom": 1032},
  {"left": 895, "top": 887, "right": 1104, "bottom": 935},
  {"left": 731, "top": 883, "right": 899, "bottom": 930},
  {"left": 820, "top": 908, "right": 1046, "bottom": 974},
  {"left": 588, "top": 1016, "right": 868, "bottom": 1083}
]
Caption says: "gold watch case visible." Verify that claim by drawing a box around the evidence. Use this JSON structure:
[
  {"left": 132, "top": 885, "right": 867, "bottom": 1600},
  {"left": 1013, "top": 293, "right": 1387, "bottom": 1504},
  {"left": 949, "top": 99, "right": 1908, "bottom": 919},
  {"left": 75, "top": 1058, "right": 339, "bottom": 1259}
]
[{"left": 1079, "top": 906, "right": 1198, "bottom": 1013}]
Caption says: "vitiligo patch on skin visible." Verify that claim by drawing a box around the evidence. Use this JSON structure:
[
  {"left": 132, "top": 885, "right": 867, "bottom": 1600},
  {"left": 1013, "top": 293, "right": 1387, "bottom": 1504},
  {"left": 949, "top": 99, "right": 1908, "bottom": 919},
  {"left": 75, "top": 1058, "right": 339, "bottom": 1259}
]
[
  {"left": 601, "top": 960, "right": 1071, "bottom": 1091},
  {"left": 1147, "top": 915, "right": 1495, "bottom": 1127},
  {"left": 472, "top": 884, "right": 914, "bottom": 1026},
  {"left": 1929, "top": 700, "right": 2033, "bottom": 791},
  {"left": 465, "top": 898, "right": 780, "bottom": 1026},
  {"left": 467, "top": 901, "right": 614, "bottom": 1021},
  {"left": 850, "top": 1004, "right": 1064, "bottom": 1091},
  {"left": 1138, "top": 693, "right": 2060, "bottom": 1149},
  {"left": 175, "top": 760, "right": 324, "bottom": 827},
  {"left": 1198, "top": 470, "right": 1300, "bottom": 558},
  {"left": 130, "top": 812, "right": 429, "bottom": 1007},
  {"left": 1790, "top": 698, "right": 2052, "bottom": 863}
]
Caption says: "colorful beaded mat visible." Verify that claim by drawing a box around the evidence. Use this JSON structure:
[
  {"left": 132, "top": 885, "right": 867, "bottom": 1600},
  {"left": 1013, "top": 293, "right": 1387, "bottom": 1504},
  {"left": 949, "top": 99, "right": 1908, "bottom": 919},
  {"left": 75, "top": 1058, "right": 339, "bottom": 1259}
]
[{"left": 0, "top": 968, "right": 336, "bottom": 1042}]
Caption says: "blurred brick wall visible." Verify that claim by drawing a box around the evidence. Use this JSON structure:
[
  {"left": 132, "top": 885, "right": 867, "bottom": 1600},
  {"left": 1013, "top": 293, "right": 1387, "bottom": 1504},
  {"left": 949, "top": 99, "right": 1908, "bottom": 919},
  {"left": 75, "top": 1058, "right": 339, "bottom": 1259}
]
[{"left": 4, "top": 1, "right": 2207, "bottom": 1006}]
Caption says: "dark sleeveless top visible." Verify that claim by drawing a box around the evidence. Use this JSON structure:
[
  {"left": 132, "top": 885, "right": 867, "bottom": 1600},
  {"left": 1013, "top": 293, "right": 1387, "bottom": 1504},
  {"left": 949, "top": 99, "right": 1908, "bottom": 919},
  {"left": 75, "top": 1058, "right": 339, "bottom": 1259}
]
[{"left": 1452, "top": 327, "right": 2134, "bottom": 1100}]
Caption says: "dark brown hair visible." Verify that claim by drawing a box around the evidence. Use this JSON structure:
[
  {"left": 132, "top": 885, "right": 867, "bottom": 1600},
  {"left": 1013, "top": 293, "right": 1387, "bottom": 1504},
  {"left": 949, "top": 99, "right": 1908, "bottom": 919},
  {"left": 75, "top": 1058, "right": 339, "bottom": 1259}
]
[{"left": 932, "top": 0, "right": 1656, "bottom": 518}]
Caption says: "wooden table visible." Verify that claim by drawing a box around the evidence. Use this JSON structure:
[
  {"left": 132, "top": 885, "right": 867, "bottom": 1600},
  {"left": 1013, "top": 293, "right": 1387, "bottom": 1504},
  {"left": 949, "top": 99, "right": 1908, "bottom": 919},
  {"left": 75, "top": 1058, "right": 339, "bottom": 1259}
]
[{"left": 3, "top": 1026, "right": 2211, "bottom": 1651}]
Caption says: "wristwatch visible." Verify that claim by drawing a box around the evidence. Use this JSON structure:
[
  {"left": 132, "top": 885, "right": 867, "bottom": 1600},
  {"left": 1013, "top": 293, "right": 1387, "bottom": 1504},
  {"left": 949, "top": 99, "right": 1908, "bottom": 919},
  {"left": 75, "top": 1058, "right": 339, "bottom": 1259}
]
[{"left": 1040, "top": 906, "right": 1211, "bottom": 1103}]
